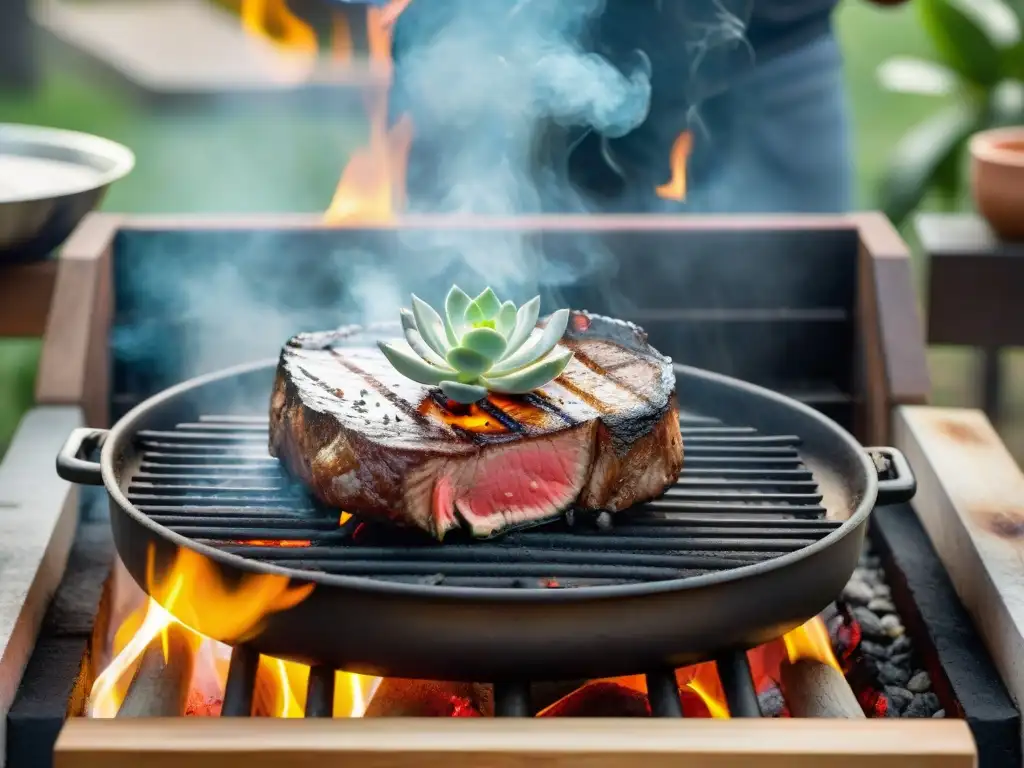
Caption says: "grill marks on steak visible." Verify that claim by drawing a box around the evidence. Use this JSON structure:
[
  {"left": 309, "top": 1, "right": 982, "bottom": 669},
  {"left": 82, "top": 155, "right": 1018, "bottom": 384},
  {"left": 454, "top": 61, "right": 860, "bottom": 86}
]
[{"left": 269, "top": 312, "right": 682, "bottom": 540}]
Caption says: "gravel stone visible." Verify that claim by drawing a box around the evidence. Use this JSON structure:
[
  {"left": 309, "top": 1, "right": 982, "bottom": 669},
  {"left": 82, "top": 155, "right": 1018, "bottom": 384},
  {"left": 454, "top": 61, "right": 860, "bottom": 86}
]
[
  {"left": 855, "top": 567, "right": 883, "bottom": 586},
  {"left": 888, "top": 652, "right": 912, "bottom": 669},
  {"left": 905, "top": 692, "right": 941, "bottom": 718},
  {"left": 889, "top": 635, "right": 912, "bottom": 656},
  {"left": 860, "top": 640, "right": 890, "bottom": 660},
  {"left": 842, "top": 579, "right": 874, "bottom": 605},
  {"left": 908, "top": 671, "right": 932, "bottom": 694},
  {"left": 878, "top": 662, "right": 911, "bottom": 687},
  {"left": 852, "top": 607, "right": 886, "bottom": 639},
  {"left": 880, "top": 613, "right": 905, "bottom": 637},
  {"left": 868, "top": 598, "right": 897, "bottom": 614},
  {"left": 884, "top": 686, "right": 913, "bottom": 714}
]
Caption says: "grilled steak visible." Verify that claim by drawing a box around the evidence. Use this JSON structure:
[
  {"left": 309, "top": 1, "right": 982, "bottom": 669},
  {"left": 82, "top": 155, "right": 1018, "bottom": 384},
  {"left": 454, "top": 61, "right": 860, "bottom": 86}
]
[{"left": 269, "top": 312, "right": 683, "bottom": 540}]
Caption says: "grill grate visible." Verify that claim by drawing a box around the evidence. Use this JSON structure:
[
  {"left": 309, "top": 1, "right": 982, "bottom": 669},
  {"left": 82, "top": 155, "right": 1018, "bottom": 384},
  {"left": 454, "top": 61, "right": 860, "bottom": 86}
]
[{"left": 125, "top": 412, "right": 840, "bottom": 590}]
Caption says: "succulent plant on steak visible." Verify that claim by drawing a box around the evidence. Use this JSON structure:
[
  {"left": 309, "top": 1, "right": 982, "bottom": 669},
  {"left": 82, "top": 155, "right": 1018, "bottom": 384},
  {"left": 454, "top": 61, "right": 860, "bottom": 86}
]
[{"left": 378, "top": 286, "right": 574, "bottom": 404}]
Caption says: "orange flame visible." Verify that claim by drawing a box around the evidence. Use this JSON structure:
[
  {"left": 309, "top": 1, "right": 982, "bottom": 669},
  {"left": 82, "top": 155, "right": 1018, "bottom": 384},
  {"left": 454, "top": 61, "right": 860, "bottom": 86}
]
[
  {"left": 88, "top": 545, "right": 380, "bottom": 718},
  {"left": 240, "top": 0, "right": 317, "bottom": 53},
  {"left": 784, "top": 615, "right": 842, "bottom": 671},
  {"left": 324, "top": 1, "right": 414, "bottom": 224},
  {"left": 655, "top": 131, "right": 692, "bottom": 201}
]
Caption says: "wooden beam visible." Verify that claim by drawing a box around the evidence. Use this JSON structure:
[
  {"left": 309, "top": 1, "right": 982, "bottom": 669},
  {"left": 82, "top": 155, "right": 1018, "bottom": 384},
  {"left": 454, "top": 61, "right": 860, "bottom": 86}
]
[
  {"left": 54, "top": 718, "right": 976, "bottom": 768},
  {"left": 853, "top": 212, "right": 930, "bottom": 444},
  {"left": 894, "top": 405, "right": 1024, "bottom": 756},
  {"left": 36, "top": 213, "right": 121, "bottom": 427}
]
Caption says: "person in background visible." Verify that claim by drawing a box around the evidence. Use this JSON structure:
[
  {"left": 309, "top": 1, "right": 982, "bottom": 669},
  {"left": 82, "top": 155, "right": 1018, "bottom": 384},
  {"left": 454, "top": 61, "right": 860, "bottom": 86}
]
[{"left": 379, "top": 0, "right": 910, "bottom": 215}]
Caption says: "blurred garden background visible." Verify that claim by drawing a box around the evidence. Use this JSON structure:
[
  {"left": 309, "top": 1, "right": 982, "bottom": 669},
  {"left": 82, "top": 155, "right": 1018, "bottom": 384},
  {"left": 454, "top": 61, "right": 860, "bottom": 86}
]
[{"left": 0, "top": 0, "right": 1018, "bottom": 455}]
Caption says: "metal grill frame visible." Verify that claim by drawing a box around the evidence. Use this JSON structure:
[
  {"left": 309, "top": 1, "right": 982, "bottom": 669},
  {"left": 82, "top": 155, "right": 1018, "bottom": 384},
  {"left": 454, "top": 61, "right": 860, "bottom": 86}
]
[{"left": 125, "top": 414, "right": 843, "bottom": 590}]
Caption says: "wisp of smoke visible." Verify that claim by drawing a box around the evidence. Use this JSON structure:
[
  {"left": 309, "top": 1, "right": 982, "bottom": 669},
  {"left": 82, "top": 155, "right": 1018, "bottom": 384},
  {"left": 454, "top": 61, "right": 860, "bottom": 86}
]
[{"left": 112, "top": 1, "right": 752, "bottom": 400}]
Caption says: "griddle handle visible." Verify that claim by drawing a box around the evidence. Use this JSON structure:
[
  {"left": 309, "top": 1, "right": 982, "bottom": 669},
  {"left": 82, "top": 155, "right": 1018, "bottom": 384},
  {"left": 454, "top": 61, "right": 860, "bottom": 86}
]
[
  {"left": 866, "top": 446, "right": 916, "bottom": 506},
  {"left": 56, "top": 428, "right": 107, "bottom": 486}
]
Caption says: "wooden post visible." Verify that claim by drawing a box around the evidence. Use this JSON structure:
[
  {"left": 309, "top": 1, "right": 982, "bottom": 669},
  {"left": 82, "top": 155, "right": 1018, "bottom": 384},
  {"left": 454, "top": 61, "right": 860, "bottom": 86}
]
[{"left": 35, "top": 213, "right": 121, "bottom": 427}]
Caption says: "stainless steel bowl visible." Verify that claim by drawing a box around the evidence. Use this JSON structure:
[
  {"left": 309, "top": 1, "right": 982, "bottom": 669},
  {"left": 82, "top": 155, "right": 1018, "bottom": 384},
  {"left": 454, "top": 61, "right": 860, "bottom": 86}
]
[{"left": 0, "top": 123, "right": 134, "bottom": 263}]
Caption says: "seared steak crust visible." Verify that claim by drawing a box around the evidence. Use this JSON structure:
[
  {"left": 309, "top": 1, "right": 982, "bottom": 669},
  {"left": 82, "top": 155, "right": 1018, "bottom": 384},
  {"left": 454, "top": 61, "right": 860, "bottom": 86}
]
[{"left": 269, "top": 312, "right": 682, "bottom": 539}]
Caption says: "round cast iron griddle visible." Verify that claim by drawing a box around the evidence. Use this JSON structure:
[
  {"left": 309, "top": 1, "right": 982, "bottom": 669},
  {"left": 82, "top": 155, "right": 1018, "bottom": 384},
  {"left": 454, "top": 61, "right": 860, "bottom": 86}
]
[
  {"left": 0, "top": 123, "right": 134, "bottom": 263},
  {"left": 56, "top": 359, "right": 915, "bottom": 682}
]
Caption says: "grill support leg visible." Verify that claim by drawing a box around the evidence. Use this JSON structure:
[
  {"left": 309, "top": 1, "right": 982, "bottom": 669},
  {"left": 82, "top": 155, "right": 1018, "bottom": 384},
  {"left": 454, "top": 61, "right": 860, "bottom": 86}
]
[
  {"left": 221, "top": 646, "right": 260, "bottom": 717},
  {"left": 645, "top": 669, "right": 684, "bottom": 717},
  {"left": 493, "top": 681, "right": 532, "bottom": 717},
  {"left": 305, "top": 665, "right": 336, "bottom": 718},
  {"left": 716, "top": 650, "right": 761, "bottom": 717}
]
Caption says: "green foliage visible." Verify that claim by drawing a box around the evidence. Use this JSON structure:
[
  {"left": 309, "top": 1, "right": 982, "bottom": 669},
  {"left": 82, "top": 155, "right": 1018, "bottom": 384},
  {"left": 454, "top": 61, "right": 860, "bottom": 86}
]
[{"left": 878, "top": 0, "right": 1024, "bottom": 225}]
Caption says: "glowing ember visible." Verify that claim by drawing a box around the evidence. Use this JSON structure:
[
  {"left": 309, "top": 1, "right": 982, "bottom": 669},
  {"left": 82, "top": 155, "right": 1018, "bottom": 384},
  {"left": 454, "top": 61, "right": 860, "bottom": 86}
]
[
  {"left": 233, "top": 540, "right": 311, "bottom": 548},
  {"left": 655, "top": 131, "right": 692, "bottom": 202}
]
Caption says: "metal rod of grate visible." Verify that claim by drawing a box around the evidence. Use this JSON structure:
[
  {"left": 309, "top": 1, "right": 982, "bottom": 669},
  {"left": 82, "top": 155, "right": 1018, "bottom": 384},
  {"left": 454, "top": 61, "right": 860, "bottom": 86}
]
[
  {"left": 126, "top": 413, "right": 837, "bottom": 589},
  {"left": 219, "top": 645, "right": 764, "bottom": 718}
]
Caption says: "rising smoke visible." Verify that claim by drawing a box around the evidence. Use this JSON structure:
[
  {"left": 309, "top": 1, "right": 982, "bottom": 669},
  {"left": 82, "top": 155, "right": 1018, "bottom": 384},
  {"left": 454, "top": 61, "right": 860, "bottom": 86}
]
[{"left": 112, "top": 0, "right": 753, "bottom": 398}]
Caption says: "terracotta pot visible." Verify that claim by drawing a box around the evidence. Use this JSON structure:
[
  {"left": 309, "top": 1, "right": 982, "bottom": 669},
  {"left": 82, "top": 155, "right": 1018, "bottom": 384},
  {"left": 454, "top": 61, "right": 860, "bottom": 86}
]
[{"left": 969, "top": 126, "right": 1024, "bottom": 241}]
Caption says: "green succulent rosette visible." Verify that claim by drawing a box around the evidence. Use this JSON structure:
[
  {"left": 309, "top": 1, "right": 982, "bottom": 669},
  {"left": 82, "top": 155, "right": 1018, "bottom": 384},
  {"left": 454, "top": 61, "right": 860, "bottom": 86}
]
[{"left": 377, "top": 286, "right": 574, "bottom": 404}]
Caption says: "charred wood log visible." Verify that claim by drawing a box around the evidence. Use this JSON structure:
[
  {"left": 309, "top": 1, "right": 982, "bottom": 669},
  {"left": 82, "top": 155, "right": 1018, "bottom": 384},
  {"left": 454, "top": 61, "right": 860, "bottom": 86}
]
[
  {"left": 116, "top": 624, "right": 194, "bottom": 718},
  {"left": 780, "top": 658, "right": 865, "bottom": 718}
]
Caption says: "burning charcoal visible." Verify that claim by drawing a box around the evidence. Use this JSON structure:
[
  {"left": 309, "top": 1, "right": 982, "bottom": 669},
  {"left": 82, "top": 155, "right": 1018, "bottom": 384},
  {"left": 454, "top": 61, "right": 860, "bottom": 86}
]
[
  {"left": 757, "top": 683, "right": 786, "bottom": 717},
  {"left": 841, "top": 579, "right": 874, "bottom": 606},
  {"left": 877, "top": 662, "right": 911, "bottom": 688},
  {"left": 867, "top": 598, "right": 896, "bottom": 614},
  {"left": 880, "top": 614, "right": 905, "bottom": 638},
  {"left": 365, "top": 679, "right": 480, "bottom": 717},
  {"left": 883, "top": 686, "right": 913, "bottom": 714},
  {"left": 539, "top": 682, "right": 650, "bottom": 717},
  {"left": 851, "top": 607, "right": 886, "bottom": 639},
  {"left": 595, "top": 511, "right": 613, "bottom": 531},
  {"left": 933, "top": 709, "right": 946, "bottom": 718},
  {"left": 860, "top": 640, "right": 890, "bottom": 660},
  {"left": 907, "top": 670, "right": 931, "bottom": 693}
]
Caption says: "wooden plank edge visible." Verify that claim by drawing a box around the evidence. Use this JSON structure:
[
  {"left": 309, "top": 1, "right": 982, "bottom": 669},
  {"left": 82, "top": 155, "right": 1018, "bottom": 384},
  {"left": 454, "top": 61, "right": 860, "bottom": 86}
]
[
  {"left": 54, "top": 718, "right": 977, "bottom": 768},
  {"left": 0, "top": 407, "right": 83, "bottom": 764},
  {"left": 894, "top": 405, "right": 1024, "bottom": 757},
  {"left": 35, "top": 213, "right": 120, "bottom": 426}
]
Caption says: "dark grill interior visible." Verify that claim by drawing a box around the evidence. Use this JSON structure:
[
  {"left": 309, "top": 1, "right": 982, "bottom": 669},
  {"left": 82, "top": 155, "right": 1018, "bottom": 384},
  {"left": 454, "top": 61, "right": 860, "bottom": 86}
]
[{"left": 124, "top": 411, "right": 841, "bottom": 590}]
